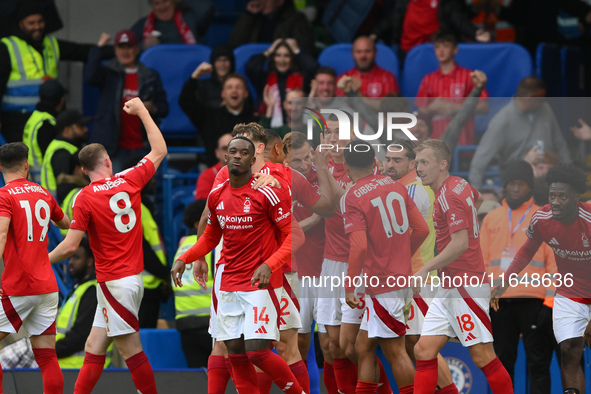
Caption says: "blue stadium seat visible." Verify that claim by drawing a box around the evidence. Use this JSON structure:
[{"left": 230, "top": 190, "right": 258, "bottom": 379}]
[
  {"left": 401, "top": 43, "right": 533, "bottom": 98},
  {"left": 139, "top": 44, "right": 212, "bottom": 140},
  {"left": 233, "top": 43, "right": 270, "bottom": 103},
  {"left": 318, "top": 43, "right": 400, "bottom": 79},
  {"left": 562, "top": 46, "right": 586, "bottom": 97},
  {"left": 536, "top": 43, "right": 562, "bottom": 97}
]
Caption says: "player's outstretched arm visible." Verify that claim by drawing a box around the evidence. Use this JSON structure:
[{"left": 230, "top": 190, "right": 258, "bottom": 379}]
[
  {"left": 49, "top": 229, "right": 85, "bottom": 263},
  {"left": 53, "top": 214, "right": 71, "bottom": 230},
  {"left": 415, "top": 229, "right": 469, "bottom": 287},
  {"left": 123, "top": 97, "right": 168, "bottom": 170}
]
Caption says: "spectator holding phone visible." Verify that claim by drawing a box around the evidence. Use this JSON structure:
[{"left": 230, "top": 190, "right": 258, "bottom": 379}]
[
  {"left": 85, "top": 29, "right": 168, "bottom": 172},
  {"left": 469, "top": 76, "right": 570, "bottom": 190}
]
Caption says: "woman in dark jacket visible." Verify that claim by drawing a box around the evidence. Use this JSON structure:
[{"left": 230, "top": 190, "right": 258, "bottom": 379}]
[
  {"left": 84, "top": 30, "right": 168, "bottom": 170},
  {"left": 246, "top": 38, "right": 316, "bottom": 127}
]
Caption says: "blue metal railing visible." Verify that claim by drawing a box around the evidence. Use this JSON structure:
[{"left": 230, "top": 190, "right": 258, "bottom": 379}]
[{"left": 159, "top": 147, "right": 205, "bottom": 266}]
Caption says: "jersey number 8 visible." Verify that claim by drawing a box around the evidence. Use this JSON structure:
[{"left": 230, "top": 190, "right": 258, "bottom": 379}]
[{"left": 109, "top": 192, "right": 136, "bottom": 233}]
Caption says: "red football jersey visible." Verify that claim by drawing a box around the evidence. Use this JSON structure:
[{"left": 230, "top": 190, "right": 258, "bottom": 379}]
[
  {"left": 415, "top": 65, "right": 489, "bottom": 145},
  {"left": 508, "top": 203, "right": 591, "bottom": 301},
  {"left": 337, "top": 65, "right": 400, "bottom": 97},
  {"left": 324, "top": 160, "right": 352, "bottom": 262},
  {"left": 71, "top": 158, "right": 155, "bottom": 282},
  {"left": 0, "top": 179, "right": 64, "bottom": 296},
  {"left": 291, "top": 168, "right": 323, "bottom": 276},
  {"left": 342, "top": 175, "right": 419, "bottom": 294},
  {"left": 207, "top": 176, "right": 292, "bottom": 291},
  {"left": 433, "top": 176, "right": 487, "bottom": 285}
]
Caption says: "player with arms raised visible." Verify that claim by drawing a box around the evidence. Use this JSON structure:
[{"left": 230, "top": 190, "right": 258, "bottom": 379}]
[
  {"left": 492, "top": 164, "right": 591, "bottom": 394},
  {"left": 413, "top": 139, "right": 513, "bottom": 394},
  {"left": 171, "top": 136, "right": 307, "bottom": 394},
  {"left": 0, "top": 142, "right": 70, "bottom": 394},
  {"left": 49, "top": 97, "right": 166, "bottom": 394},
  {"left": 342, "top": 140, "right": 429, "bottom": 394}
]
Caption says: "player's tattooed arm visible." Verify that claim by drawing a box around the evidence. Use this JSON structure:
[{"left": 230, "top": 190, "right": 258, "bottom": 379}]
[{"left": 0, "top": 217, "right": 9, "bottom": 261}]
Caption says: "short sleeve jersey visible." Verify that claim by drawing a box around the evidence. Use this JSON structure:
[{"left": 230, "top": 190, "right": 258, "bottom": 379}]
[
  {"left": 337, "top": 65, "right": 400, "bottom": 97},
  {"left": 526, "top": 202, "right": 591, "bottom": 300},
  {"left": 0, "top": 179, "right": 64, "bottom": 295},
  {"left": 433, "top": 176, "right": 487, "bottom": 284},
  {"left": 71, "top": 158, "right": 155, "bottom": 282},
  {"left": 207, "top": 176, "right": 292, "bottom": 292},
  {"left": 291, "top": 168, "right": 323, "bottom": 276},
  {"left": 342, "top": 174, "right": 417, "bottom": 294}
]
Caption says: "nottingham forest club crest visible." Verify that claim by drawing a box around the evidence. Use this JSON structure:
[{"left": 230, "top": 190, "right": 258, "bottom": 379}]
[
  {"left": 445, "top": 357, "right": 473, "bottom": 394},
  {"left": 244, "top": 197, "right": 251, "bottom": 213}
]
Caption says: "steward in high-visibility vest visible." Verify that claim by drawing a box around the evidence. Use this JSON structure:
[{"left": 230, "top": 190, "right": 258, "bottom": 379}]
[
  {"left": 0, "top": 7, "right": 94, "bottom": 143},
  {"left": 59, "top": 187, "right": 82, "bottom": 237},
  {"left": 22, "top": 79, "right": 66, "bottom": 183},
  {"left": 40, "top": 109, "right": 89, "bottom": 201},
  {"left": 56, "top": 237, "right": 113, "bottom": 368},
  {"left": 173, "top": 199, "right": 215, "bottom": 368},
  {"left": 480, "top": 161, "right": 556, "bottom": 390},
  {"left": 139, "top": 202, "right": 172, "bottom": 328}
]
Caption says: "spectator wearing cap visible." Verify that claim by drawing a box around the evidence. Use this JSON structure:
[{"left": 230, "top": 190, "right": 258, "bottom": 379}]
[
  {"left": 480, "top": 160, "right": 557, "bottom": 393},
  {"left": 131, "top": 0, "right": 215, "bottom": 50},
  {"left": 0, "top": 1, "right": 104, "bottom": 143},
  {"left": 40, "top": 109, "right": 89, "bottom": 201},
  {"left": 180, "top": 45, "right": 239, "bottom": 110},
  {"left": 22, "top": 78, "right": 67, "bottom": 183},
  {"left": 85, "top": 29, "right": 168, "bottom": 172}
]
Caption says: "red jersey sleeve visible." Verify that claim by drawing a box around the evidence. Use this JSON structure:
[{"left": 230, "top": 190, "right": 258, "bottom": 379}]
[
  {"left": 415, "top": 76, "right": 431, "bottom": 108},
  {"left": 70, "top": 191, "right": 90, "bottom": 232},
  {"left": 263, "top": 185, "right": 292, "bottom": 229},
  {"left": 292, "top": 171, "right": 320, "bottom": 209},
  {"left": 0, "top": 192, "right": 12, "bottom": 219},
  {"left": 49, "top": 195, "right": 64, "bottom": 223},
  {"left": 195, "top": 167, "right": 216, "bottom": 200},
  {"left": 445, "top": 193, "right": 471, "bottom": 234},
  {"left": 342, "top": 194, "right": 366, "bottom": 235},
  {"left": 120, "top": 157, "right": 156, "bottom": 190}
]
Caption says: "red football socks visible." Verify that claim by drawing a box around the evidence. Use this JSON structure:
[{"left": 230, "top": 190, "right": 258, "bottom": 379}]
[
  {"left": 414, "top": 358, "right": 438, "bottom": 394},
  {"left": 290, "top": 360, "right": 310, "bottom": 394},
  {"left": 33, "top": 348, "right": 64, "bottom": 394},
  {"left": 323, "top": 361, "right": 339, "bottom": 394},
  {"left": 247, "top": 349, "right": 305, "bottom": 394},
  {"left": 333, "top": 358, "right": 358, "bottom": 394},
  {"left": 376, "top": 358, "right": 393, "bottom": 394},
  {"left": 126, "top": 351, "right": 157, "bottom": 394},
  {"left": 74, "top": 352, "right": 105, "bottom": 394},
  {"left": 208, "top": 355, "right": 231, "bottom": 394},
  {"left": 258, "top": 371, "right": 273, "bottom": 394},
  {"left": 481, "top": 357, "right": 513, "bottom": 394},
  {"left": 437, "top": 383, "right": 459, "bottom": 393},
  {"left": 398, "top": 383, "right": 414, "bottom": 394},
  {"left": 228, "top": 353, "right": 259, "bottom": 392},
  {"left": 356, "top": 381, "right": 378, "bottom": 394}
]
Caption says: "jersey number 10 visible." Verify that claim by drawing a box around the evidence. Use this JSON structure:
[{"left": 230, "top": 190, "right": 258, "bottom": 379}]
[{"left": 371, "top": 192, "right": 409, "bottom": 238}]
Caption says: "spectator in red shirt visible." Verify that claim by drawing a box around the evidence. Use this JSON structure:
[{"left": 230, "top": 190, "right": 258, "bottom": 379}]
[
  {"left": 194, "top": 133, "right": 231, "bottom": 200},
  {"left": 85, "top": 29, "right": 168, "bottom": 172},
  {"left": 337, "top": 36, "right": 400, "bottom": 105},
  {"left": 371, "top": 0, "right": 490, "bottom": 53},
  {"left": 416, "top": 31, "right": 489, "bottom": 145}
]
